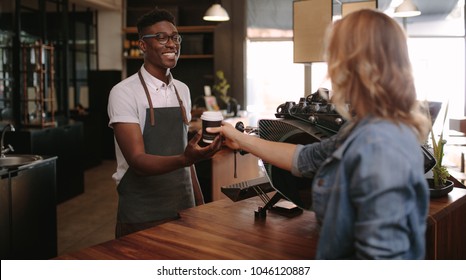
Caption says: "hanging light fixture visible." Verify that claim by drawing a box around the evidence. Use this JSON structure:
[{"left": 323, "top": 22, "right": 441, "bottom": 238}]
[
  {"left": 203, "top": 3, "right": 230, "bottom": 22},
  {"left": 393, "top": 0, "right": 421, "bottom": 17}
]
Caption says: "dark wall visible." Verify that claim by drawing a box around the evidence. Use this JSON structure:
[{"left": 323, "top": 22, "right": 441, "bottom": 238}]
[
  {"left": 88, "top": 70, "right": 121, "bottom": 160},
  {"left": 215, "top": 0, "right": 246, "bottom": 108}
]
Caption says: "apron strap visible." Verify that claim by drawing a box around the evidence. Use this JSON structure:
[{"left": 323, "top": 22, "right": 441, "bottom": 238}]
[
  {"left": 138, "top": 69, "right": 155, "bottom": 126},
  {"left": 138, "top": 69, "right": 189, "bottom": 126},
  {"left": 173, "top": 87, "right": 189, "bottom": 125}
]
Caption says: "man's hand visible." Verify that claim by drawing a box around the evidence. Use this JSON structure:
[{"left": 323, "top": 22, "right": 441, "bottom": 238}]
[{"left": 183, "top": 131, "right": 222, "bottom": 166}]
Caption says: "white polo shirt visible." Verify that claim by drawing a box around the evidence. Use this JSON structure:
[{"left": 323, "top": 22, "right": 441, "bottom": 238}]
[{"left": 107, "top": 65, "right": 192, "bottom": 184}]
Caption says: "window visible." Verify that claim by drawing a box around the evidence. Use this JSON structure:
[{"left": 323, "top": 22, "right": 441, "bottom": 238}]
[
  {"left": 246, "top": 0, "right": 465, "bottom": 128},
  {"left": 246, "top": 40, "right": 304, "bottom": 117},
  {"left": 400, "top": 0, "right": 466, "bottom": 128},
  {"left": 246, "top": 0, "right": 302, "bottom": 119},
  {"left": 409, "top": 37, "right": 465, "bottom": 122}
]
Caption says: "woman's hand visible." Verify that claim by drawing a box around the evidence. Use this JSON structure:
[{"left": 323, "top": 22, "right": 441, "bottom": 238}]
[
  {"left": 207, "top": 122, "right": 243, "bottom": 151},
  {"left": 208, "top": 121, "right": 297, "bottom": 172}
]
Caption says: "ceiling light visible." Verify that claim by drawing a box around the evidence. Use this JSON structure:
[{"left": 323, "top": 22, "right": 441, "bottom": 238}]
[
  {"left": 203, "top": 3, "right": 230, "bottom": 22},
  {"left": 393, "top": 0, "right": 421, "bottom": 17}
]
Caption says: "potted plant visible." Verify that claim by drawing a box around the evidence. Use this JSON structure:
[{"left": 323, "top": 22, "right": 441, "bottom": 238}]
[
  {"left": 427, "top": 101, "right": 453, "bottom": 198},
  {"left": 212, "top": 70, "right": 239, "bottom": 116}
]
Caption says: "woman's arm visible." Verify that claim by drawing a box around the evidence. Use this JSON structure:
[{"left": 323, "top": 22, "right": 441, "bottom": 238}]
[{"left": 208, "top": 122, "right": 297, "bottom": 172}]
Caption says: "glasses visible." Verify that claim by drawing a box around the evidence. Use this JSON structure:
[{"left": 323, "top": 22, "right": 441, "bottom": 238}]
[{"left": 140, "top": 33, "right": 182, "bottom": 45}]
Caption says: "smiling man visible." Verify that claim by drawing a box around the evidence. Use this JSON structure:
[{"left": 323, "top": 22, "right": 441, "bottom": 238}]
[{"left": 107, "top": 9, "right": 222, "bottom": 238}]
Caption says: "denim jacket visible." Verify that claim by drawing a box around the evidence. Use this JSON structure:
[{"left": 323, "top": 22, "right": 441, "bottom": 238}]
[{"left": 291, "top": 117, "right": 429, "bottom": 259}]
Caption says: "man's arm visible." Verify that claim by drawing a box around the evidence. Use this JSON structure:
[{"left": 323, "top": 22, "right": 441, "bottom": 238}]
[
  {"left": 113, "top": 122, "right": 221, "bottom": 176},
  {"left": 113, "top": 122, "right": 186, "bottom": 175}
]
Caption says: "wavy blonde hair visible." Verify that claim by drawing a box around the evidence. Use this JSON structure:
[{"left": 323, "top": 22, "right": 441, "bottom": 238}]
[{"left": 325, "top": 9, "right": 429, "bottom": 142}]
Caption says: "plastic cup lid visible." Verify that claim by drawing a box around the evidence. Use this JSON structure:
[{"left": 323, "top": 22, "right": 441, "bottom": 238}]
[{"left": 201, "top": 111, "right": 223, "bottom": 121}]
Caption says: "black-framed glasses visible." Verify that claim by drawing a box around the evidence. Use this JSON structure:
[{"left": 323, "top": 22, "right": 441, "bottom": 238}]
[{"left": 140, "top": 33, "right": 182, "bottom": 45}]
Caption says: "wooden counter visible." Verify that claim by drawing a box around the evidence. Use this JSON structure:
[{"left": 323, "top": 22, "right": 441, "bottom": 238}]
[
  {"left": 55, "top": 195, "right": 319, "bottom": 260},
  {"left": 426, "top": 180, "right": 466, "bottom": 259},
  {"left": 54, "top": 181, "right": 466, "bottom": 260}
]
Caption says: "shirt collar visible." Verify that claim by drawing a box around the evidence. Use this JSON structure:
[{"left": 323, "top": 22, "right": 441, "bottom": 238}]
[{"left": 140, "top": 66, "right": 174, "bottom": 91}]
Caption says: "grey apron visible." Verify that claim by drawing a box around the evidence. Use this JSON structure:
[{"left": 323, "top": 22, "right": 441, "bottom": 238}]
[{"left": 116, "top": 70, "right": 193, "bottom": 224}]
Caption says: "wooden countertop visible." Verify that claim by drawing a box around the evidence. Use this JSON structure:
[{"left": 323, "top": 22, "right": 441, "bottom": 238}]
[
  {"left": 426, "top": 177, "right": 466, "bottom": 259},
  {"left": 54, "top": 176, "right": 466, "bottom": 260},
  {"left": 55, "top": 195, "right": 319, "bottom": 260},
  {"left": 429, "top": 186, "right": 466, "bottom": 218}
]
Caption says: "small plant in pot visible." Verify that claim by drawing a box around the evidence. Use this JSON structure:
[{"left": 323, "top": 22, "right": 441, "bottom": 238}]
[
  {"left": 212, "top": 70, "right": 238, "bottom": 116},
  {"left": 427, "top": 102, "right": 453, "bottom": 198}
]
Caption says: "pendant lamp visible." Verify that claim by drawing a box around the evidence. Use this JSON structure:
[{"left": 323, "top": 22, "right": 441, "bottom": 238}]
[
  {"left": 203, "top": 3, "right": 230, "bottom": 22},
  {"left": 393, "top": 0, "right": 421, "bottom": 17}
]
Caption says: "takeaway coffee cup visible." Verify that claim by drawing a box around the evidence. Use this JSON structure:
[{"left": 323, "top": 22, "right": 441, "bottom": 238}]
[{"left": 201, "top": 111, "right": 223, "bottom": 143}]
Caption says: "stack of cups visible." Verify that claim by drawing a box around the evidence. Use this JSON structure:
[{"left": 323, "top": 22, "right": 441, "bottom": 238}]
[{"left": 201, "top": 111, "right": 223, "bottom": 143}]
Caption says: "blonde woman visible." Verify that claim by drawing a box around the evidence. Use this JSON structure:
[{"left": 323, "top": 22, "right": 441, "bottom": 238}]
[{"left": 209, "top": 9, "right": 430, "bottom": 259}]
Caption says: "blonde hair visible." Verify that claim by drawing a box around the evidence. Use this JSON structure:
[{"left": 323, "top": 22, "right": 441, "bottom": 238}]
[{"left": 325, "top": 9, "right": 429, "bottom": 142}]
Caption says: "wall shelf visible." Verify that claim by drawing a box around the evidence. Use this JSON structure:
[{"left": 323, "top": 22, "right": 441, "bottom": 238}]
[
  {"left": 122, "top": 22, "right": 216, "bottom": 99},
  {"left": 0, "top": 43, "right": 13, "bottom": 125},
  {"left": 20, "top": 41, "right": 56, "bottom": 128},
  {"left": 124, "top": 54, "right": 214, "bottom": 60},
  {"left": 123, "top": 25, "right": 216, "bottom": 34},
  {"left": 122, "top": 25, "right": 215, "bottom": 59},
  {"left": 122, "top": 0, "right": 220, "bottom": 101}
]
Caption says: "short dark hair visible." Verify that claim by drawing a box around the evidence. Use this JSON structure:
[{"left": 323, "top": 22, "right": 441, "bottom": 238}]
[{"left": 137, "top": 8, "right": 176, "bottom": 38}]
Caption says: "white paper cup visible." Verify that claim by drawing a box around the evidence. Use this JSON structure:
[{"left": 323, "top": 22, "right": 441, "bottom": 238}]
[{"left": 201, "top": 111, "right": 223, "bottom": 143}]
